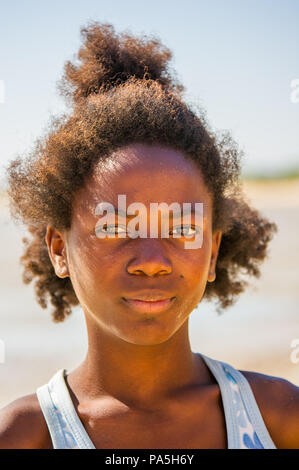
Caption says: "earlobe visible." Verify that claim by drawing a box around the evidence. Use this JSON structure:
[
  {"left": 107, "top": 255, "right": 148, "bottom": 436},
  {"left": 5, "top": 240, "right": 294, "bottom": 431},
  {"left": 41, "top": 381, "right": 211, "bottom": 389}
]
[
  {"left": 207, "top": 270, "right": 216, "bottom": 283},
  {"left": 56, "top": 259, "right": 69, "bottom": 278},
  {"left": 45, "top": 225, "right": 69, "bottom": 279}
]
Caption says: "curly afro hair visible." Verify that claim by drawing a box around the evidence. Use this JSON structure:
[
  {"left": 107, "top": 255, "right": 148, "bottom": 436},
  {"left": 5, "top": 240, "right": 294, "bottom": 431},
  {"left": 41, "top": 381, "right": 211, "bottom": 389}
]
[{"left": 6, "top": 21, "right": 278, "bottom": 322}]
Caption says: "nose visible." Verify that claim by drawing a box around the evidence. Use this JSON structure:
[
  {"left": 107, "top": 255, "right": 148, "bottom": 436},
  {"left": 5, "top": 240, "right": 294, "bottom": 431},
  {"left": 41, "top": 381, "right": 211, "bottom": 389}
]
[{"left": 126, "top": 240, "right": 172, "bottom": 277}]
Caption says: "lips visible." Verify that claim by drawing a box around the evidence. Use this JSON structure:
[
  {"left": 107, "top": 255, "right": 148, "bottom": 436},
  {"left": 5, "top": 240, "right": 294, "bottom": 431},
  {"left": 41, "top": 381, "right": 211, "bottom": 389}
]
[{"left": 122, "top": 291, "right": 176, "bottom": 314}]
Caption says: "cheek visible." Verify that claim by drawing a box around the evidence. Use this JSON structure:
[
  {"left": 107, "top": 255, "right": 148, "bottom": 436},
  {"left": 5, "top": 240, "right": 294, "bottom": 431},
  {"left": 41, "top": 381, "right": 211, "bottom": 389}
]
[
  {"left": 189, "top": 254, "right": 210, "bottom": 283},
  {"left": 66, "top": 235, "right": 114, "bottom": 300},
  {"left": 179, "top": 237, "right": 211, "bottom": 280},
  {"left": 179, "top": 248, "right": 211, "bottom": 305}
]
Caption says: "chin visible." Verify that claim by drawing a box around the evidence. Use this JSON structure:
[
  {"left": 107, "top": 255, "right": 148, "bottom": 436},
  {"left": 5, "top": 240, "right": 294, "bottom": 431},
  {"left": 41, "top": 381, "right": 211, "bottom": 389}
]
[{"left": 113, "top": 321, "right": 178, "bottom": 346}]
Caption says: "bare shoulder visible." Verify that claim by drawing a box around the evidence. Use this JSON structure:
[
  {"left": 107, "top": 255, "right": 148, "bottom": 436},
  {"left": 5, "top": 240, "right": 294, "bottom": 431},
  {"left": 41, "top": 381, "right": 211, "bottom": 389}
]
[
  {"left": 240, "top": 369, "right": 299, "bottom": 449},
  {"left": 0, "top": 393, "right": 52, "bottom": 449}
]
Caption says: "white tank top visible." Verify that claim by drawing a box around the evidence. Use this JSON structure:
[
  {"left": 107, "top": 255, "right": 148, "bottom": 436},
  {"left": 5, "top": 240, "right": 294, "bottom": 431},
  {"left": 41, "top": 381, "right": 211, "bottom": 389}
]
[{"left": 36, "top": 352, "right": 277, "bottom": 449}]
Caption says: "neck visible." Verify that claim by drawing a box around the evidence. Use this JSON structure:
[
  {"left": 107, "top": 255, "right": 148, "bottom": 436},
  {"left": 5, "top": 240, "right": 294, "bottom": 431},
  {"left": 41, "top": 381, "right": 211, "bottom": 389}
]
[{"left": 70, "top": 314, "right": 212, "bottom": 410}]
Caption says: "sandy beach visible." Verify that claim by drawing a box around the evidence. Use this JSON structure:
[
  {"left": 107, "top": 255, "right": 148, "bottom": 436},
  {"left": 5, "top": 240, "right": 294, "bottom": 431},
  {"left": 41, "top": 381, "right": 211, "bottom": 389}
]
[{"left": 0, "top": 178, "right": 299, "bottom": 408}]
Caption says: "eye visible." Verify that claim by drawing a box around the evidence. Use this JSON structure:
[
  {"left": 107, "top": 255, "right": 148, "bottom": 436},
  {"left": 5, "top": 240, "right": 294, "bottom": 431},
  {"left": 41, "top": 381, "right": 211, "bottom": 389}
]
[
  {"left": 95, "top": 224, "right": 128, "bottom": 235},
  {"left": 168, "top": 225, "right": 200, "bottom": 238}
]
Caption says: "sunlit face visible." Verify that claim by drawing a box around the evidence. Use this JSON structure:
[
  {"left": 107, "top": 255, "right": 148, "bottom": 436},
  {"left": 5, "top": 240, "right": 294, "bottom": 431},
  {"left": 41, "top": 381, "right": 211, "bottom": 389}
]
[{"left": 46, "top": 143, "right": 222, "bottom": 345}]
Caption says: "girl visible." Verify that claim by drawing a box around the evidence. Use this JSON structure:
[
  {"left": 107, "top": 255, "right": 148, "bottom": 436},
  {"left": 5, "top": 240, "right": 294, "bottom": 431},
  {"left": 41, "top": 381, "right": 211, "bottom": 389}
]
[{"left": 0, "top": 22, "right": 298, "bottom": 449}]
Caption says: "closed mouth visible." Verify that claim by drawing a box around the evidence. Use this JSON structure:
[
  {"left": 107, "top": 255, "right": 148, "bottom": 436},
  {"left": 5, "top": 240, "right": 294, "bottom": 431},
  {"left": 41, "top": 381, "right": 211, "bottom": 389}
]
[{"left": 122, "top": 296, "right": 176, "bottom": 314}]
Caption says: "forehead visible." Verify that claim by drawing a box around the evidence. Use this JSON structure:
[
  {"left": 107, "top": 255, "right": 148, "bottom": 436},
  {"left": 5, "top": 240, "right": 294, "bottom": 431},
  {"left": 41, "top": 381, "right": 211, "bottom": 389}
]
[{"left": 73, "top": 143, "right": 212, "bottom": 215}]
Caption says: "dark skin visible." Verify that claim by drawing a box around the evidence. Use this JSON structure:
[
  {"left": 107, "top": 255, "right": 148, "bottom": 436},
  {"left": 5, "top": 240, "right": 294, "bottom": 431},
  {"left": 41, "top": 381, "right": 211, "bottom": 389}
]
[{"left": 0, "top": 144, "right": 299, "bottom": 449}]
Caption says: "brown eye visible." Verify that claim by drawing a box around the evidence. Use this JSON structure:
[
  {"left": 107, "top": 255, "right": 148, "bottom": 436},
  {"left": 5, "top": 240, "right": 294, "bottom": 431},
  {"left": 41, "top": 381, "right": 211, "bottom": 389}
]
[
  {"left": 95, "top": 224, "right": 127, "bottom": 235},
  {"left": 168, "top": 225, "right": 199, "bottom": 238}
]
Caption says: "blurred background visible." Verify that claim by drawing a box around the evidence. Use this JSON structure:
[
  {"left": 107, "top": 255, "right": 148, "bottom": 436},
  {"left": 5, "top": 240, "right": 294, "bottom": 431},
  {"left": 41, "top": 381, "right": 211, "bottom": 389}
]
[{"left": 0, "top": 0, "right": 298, "bottom": 408}]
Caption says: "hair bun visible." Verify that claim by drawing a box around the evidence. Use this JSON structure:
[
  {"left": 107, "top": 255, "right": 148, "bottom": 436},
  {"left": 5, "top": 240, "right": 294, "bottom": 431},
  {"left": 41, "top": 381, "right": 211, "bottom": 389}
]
[{"left": 59, "top": 21, "right": 183, "bottom": 103}]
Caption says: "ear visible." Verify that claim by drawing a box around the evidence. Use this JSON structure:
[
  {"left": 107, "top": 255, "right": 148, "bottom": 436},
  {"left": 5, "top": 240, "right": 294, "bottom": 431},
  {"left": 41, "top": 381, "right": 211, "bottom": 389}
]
[
  {"left": 207, "top": 230, "right": 222, "bottom": 283},
  {"left": 45, "top": 225, "right": 69, "bottom": 279}
]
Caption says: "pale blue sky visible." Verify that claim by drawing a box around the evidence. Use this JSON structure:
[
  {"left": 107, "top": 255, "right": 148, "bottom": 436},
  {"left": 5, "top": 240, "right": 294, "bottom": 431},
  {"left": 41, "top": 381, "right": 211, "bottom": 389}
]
[{"left": 0, "top": 0, "right": 298, "bottom": 180}]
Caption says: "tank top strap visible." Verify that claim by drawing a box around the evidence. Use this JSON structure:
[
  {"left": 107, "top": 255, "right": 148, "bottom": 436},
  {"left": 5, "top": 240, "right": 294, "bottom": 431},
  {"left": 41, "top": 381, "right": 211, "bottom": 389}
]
[
  {"left": 36, "top": 369, "right": 95, "bottom": 449},
  {"left": 198, "top": 353, "right": 276, "bottom": 449},
  {"left": 37, "top": 358, "right": 277, "bottom": 449}
]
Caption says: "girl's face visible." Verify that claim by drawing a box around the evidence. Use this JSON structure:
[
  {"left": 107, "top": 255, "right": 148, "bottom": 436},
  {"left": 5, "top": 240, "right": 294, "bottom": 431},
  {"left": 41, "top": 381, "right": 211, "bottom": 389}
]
[{"left": 47, "top": 143, "right": 222, "bottom": 344}]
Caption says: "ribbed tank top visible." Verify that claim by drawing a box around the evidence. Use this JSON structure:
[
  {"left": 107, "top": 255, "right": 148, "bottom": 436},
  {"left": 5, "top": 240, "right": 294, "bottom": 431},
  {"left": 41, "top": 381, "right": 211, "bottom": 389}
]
[{"left": 36, "top": 352, "right": 276, "bottom": 449}]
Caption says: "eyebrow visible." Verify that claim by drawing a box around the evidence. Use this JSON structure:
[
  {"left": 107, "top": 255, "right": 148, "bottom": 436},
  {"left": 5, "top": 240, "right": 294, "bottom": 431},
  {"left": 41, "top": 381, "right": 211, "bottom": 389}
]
[{"left": 112, "top": 206, "right": 200, "bottom": 219}]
